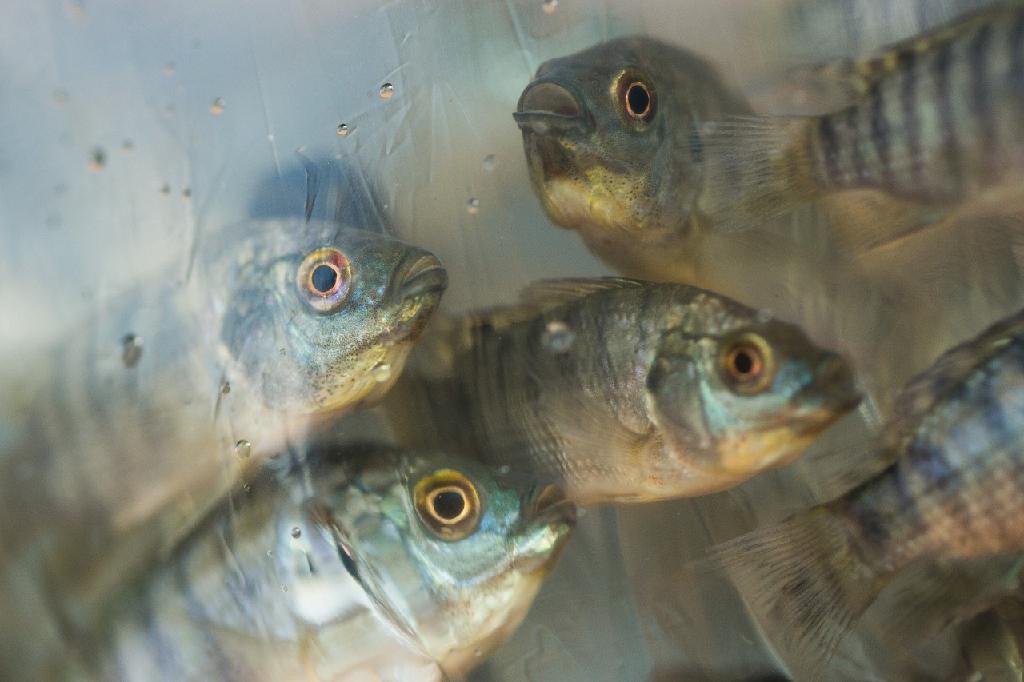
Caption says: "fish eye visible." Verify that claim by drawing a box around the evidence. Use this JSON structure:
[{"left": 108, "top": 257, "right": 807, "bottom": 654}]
[
  {"left": 615, "top": 72, "right": 655, "bottom": 124},
  {"left": 297, "top": 247, "right": 352, "bottom": 313},
  {"left": 413, "top": 469, "right": 481, "bottom": 541},
  {"left": 625, "top": 82, "right": 652, "bottom": 119},
  {"left": 720, "top": 333, "right": 775, "bottom": 394}
]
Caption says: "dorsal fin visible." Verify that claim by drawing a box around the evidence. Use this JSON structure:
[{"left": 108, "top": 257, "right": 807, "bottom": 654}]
[{"left": 519, "top": 277, "right": 645, "bottom": 308}]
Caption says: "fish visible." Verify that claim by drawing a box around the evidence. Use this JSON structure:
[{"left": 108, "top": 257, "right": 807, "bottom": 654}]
[
  {"left": 0, "top": 219, "right": 447, "bottom": 679},
  {"left": 710, "top": 304, "right": 1024, "bottom": 668},
  {"left": 696, "top": 4, "right": 1024, "bottom": 231},
  {"left": 62, "top": 442, "right": 574, "bottom": 681},
  {"left": 386, "top": 278, "right": 859, "bottom": 506},
  {"left": 513, "top": 35, "right": 752, "bottom": 279}
]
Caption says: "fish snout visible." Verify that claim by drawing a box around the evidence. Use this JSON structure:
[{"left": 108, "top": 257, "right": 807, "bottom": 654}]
[
  {"left": 393, "top": 251, "right": 448, "bottom": 301},
  {"left": 514, "top": 81, "right": 587, "bottom": 134}
]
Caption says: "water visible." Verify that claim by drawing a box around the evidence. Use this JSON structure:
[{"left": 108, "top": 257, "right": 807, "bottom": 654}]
[{"left": 0, "top": 0, "right": 1015, "bottom": 680}]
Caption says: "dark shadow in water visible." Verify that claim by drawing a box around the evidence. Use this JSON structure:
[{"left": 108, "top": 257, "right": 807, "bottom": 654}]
[{"left": 246, "top": 152, "right": 390, "bottom": 234}]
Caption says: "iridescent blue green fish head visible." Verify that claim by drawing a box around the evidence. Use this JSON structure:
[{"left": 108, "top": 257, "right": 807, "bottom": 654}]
[
  {"left": 218, "top": 220, "right": 447, "bottom": 414},
  {"left": 331, "top": 448, "right": 575, "bottom": 676},
  {"left": 514, "top": 37, "right": 746, "bottom": 250},
  {"left": 647, "top": 318, "right": 860, "bottom": 479}
]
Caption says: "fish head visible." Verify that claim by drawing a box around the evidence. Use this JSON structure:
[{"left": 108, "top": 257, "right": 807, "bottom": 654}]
[
  {"left": 515, "top": 37, "right": 733, "bottom": 251},
  {"left": 220, "top": 222, "right": 447, "bottom": 415},
  {"left": 647, "top": 318, "right": 860, "bottom": 479},
  {"left": 331, "top": 451, "right": 575, "bottom": 677}
]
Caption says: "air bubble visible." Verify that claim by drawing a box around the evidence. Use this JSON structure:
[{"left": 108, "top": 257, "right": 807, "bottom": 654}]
[
  {"left": 210, "top": 98, "right": 225, "bottom": 115},
  {"left": 541, "top": 320, "right": 575, "bottom": 353},
  {"left": 291, "top": 527, "right": 302, "bottom": 539},
  {"left": 482, "top": 154, "right": 497, "bottom": 171},
  {"left": 220, "top": 380, "right": 231, "bottom": 394},
  {"left": 466, "top": 198, "right": 480, "bottom": 215},
  {"left": 379, "top": 82, "right": 395, "bottom": 99},
  {"left": 181, "top": 187, "right": 192, "bottom": 200},
  {"left": 336, "top": 123, "right": 350, "bottom": 137},
  {"left": 88, "top": 148, "right": 107, "bottom": 173},
  {"left": 159, "top": 183, "right": 171, "bottom": 196},
  {"left": 542, "top": 0, "right": 558, "bottom": 13},
  {"left": 235, "top": 440, "right": 252, "bottom": 459},
  {"left": 121, "top": 334, "right": 143, "bottom": 367}
]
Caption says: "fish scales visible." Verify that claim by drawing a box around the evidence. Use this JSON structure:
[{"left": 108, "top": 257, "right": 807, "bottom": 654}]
[
  {"left": 388, "top": 278, "right": 858, "bottom": 506},
  {"left": 714, "top": 306, "right": 1024, "bottom": 667},
  {"left": 77, "top": 443, "right": 573, "bottom": 681}
]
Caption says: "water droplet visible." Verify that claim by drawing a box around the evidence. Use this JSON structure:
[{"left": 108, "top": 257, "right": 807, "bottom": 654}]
[
  {"left": 181, "top": 187, "right": 192, "bottom": 200},
  {"left": 542, "top": 0, "right": 558, "bottom": 13},
  {"left": 482, "top": 154, "right": 497, "bottom": 171},
  {"left": 466, "top": 197, "right": 480, "bottom": 215},
  {"left": 498, "top": 464, "right": 511, "bottom": 475},
  {"left": 121, "top": 334, "right": 142, "bottom": 368},
  {"left": 87, "top": 148, "right": 107, "bottom": 173},
  {"left": 379, "top": 82, "right": 395, "bottom": 99},
  {"left": 209, "top": 97, "right": 225, "bottom": 115},
  {"left": 234, "top": 440, "right": 252, "bottom": 459},
  {"left": 162, "top": 62, "right": 176, "bottom": 76},
  {"left": 51, "top": 89, "right": 69, "bottom": 106},
  {"left": 159, "top": 183, "right": 171, "bottom": 196},
  {"left": 541, "top": 320, "right": 575, "bottom": 353},
  {"left": 121, "top": 139, "right": 134, "bottom": 152},
  {"left": 220, "top": 380, "right": 231, "bottom": 394},
  {"left": 290, "top": 527, "right": 302, "bottom": 539},
  {"left": 336, "top": 123, "right": 350, "bottom": 137},
  {"left": 281, "top": 585, "right": 289, "bottom": 592},
  {"left": 243, "top": 483, "right": 253, "bottom": 494},
  {"left": 266, "top": 549, "right": 274, "bottom": 557},
  {"left": 372, "top": 363, "right": 393, "bottom": 383}
]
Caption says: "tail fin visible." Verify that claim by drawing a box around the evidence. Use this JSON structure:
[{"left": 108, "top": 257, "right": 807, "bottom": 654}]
[
  {"left": 700, "top": 115, "right": 821, "bottom": 233},
  {"left": 708, "top": 508, "right": 882, "bottom": 669}
]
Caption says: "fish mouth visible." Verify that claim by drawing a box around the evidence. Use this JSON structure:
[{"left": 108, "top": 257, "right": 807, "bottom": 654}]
[
  {"left": 514, "top": 80, "right": 589, "bottom": 134},
  {"left": 512, "top": 484, "right": 576, "bottom": 573},
  {"left": 391, "top": 251, "right": 448, "bottom": 301},
  {"left": 796, "top": 355, "right": 861, "bottom": 417}
]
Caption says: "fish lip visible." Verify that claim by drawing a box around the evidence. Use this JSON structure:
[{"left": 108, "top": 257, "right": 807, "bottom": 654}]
[
  {"left": 391, "top": 252, "right": 448, "bottom": 301},
  {"left": 514, "top": 79, "right": 590, "bottom": 134}
]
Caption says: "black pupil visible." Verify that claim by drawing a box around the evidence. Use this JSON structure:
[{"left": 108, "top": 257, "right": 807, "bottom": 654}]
[
  {"left": 733, "top": 350, "right": 754, "bottom": 375},
  {"left": 433, "top": 490, "right": 466, "bottom": 521},
  {"left": 311, "top": 264, "right": 338, "bottom": 294},
  {"left": 627, "top": 83, "right": 650, "bottom": 116}
]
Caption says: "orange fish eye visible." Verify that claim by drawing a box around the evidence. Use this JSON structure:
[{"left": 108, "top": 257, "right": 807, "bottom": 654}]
[
  {"left": 720, "top": 334, "right": 775, "bottom": 394},
  {"left": 297, "top": 247, "right": 352, "bottom": 313}
]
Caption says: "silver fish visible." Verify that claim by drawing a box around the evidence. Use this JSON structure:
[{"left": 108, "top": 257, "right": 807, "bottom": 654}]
[
  {"left": 72, "top": 443, "right": 574, "bottom": 682},
  {"left": 0, "top": 219, "right": 446, "bottom": 679},
  {"left": 387, "top": 278, "right": 859, "bottom": 506}
]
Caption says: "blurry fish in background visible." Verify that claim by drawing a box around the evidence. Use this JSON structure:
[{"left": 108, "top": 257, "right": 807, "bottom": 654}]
[
  {"left": 0, "top": 218, "right": 446, "bottom": 679},
  {"left": 699, "top": 5, "right": 1024, "bottom": 235},
  {"left": 709, "top": 305, "right": 1024, "bottom": 672},
  {"left": 69, "top": 442, "right": 574, "bottom": 681},
  {"left": 386, "top": 277, "right": 858, "bottom": 506}
]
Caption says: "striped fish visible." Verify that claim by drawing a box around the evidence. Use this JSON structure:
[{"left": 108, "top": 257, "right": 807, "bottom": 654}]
[
  {"left": 70, "top": 442, "right": 573, "bottom": 681},
  {"left": 0, "top": 219, "right": 446, "bottom": 680},
  {"left": 386, "top": 278, "right": 859, "bottom": 506},
  {"left": 712, "top": 304, "right": 1024, "bottom": 667},
  {"left": 704, "top": 4, "right": 1024, "bottom": 229}
]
